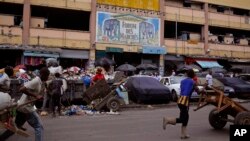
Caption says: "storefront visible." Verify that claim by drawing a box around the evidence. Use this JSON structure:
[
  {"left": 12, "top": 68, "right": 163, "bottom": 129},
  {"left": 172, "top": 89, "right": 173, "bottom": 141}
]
[
  {"left": 164, "top": 54, "right": 185, "bottom": 75},
  {"left": 0, "top": 46, "right": 22, "bottom": 68},
  {"left": 59, "top": 49, "right": 89, "bottom": 69},
  {"left": 229, "top": 59, "right": 250, "bottom": 73},
  {"left": 141, "top": 46, "right": 165, "bottom": 64},
  {"left": 96, "top": 46, "right": 165, "bottom": 72},
  {"left": 23, "top": 50, "right": 60, "bottom": 66},
  {"left": 96, "top": 49, "right": 139, "bottom": 68},
  {"left": 185, "top": 57, "right": 222, "bottom": 70},
  {"left": 195, "top": 60, "right": 222, "bottom": 68}
]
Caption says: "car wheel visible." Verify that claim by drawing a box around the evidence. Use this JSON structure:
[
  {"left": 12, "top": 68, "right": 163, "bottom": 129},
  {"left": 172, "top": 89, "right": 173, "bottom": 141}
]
[
  {"left": 209, "top": 109, "right": 227, "bottom": 129},
  {"left": 234, "top": 111, "right": 250, "bottom": 125},
  {"left": 106, "top": 97, "right": 120, "bottom": 112},
  {"left": 171, "top": 90, "right": 178, "bottom": 102}
]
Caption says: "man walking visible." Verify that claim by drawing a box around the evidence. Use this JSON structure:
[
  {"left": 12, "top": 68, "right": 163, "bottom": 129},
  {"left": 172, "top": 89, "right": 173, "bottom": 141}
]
[
  {"left": 162, "top": 69, "right": 200, "bottom": 139},
  {"left": 206, "top": 70, "right": 213, "bottom": 88},
  {"left": 48, "top": 72, "right": 63, "bottom": 117},
  {"left": 0, "top": 67, "right": 50, "bottom": 141}
]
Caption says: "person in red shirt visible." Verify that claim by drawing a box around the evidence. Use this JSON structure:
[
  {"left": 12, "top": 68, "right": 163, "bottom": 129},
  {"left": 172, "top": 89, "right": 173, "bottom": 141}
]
[
  {"left": 193, "top": 74, "right": 198, "bottom": 84},
  {"left": 91, "top": 68, "right": 105, "bottom": 85}
]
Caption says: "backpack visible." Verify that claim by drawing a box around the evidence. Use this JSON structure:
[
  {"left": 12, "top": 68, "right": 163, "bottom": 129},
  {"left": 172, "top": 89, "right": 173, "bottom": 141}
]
[{"left": 49, "top": 79, "right": 63, "bottom": 96}]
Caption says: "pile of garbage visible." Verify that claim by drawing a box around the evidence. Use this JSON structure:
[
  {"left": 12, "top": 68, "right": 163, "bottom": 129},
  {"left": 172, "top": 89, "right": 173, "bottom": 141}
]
[{"left": 39, "top": 105, "right": 120, "bottom": 117}]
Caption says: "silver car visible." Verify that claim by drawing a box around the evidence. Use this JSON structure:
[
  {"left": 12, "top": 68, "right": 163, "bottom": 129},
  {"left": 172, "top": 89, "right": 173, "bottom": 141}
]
[
  {"left": 160, "top": 76, "right": 232, "bottom": 101},
  {"left": 160, "top": 76, "right": 200, "bottom": 101}
]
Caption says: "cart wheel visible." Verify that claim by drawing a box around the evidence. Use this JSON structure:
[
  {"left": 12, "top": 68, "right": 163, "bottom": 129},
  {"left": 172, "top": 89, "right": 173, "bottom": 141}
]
[
  {"left": 234, "top": 111, "right": 250, "bottom": 125},
  {"left": 209, "top": 109, "right": 228, "bottom": 129},
  {"left": 106, "top": 97, "right": 120, "bottom": 112}
]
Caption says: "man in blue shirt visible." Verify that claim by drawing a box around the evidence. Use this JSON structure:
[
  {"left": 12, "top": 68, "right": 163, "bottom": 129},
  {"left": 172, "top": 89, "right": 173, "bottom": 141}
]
[{"left": 163, "top": 69, "right": 200, "bottom": 139}]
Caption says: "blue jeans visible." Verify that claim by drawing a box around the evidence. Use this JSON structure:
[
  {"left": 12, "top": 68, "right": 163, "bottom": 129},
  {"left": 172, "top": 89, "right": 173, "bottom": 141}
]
[
  {"left": 26, "top": 111, "right": 44, "bottom": 141},
  {"left": 0, "top": 111, "right": 44, "bottom": 141}
]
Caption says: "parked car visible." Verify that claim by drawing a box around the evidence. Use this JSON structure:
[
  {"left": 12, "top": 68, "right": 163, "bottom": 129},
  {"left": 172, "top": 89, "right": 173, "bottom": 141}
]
[
  {"left": 124, "top": 76, "right": 171, "bottom": 104},
  {"left": 196, "top": 77, "right": 234, "bottom": 97},
  {"left": 222, "top": 85, "right": 235, "bottom": 97},
  {"left": 237, "top": 74, "right": 250, "bottom": 84},
  {"left": 216, "top": 77, "right": 250, "bottom": 99},
  {"left": 160, "top": 76, "right": 205, "bottom": 101},
  {"left": 196, "top": 72, "right": 223, "bottom": 78},
  {"left": 160, "top": 76, "right": 231, "bottom": 101},
  {"left": 160, "top": 76, "right": 185, "bottom": 101}
]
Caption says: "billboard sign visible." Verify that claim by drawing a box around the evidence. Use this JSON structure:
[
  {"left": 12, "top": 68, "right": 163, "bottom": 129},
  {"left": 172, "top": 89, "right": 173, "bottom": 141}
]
[{"left": 96, "top": 11, "right": 160, "bottom": 46}]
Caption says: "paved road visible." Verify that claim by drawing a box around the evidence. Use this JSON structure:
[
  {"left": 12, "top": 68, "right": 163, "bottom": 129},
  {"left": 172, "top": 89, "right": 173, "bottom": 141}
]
[{"left": 1, "top": 102, "right": 250, "bottom": 141}]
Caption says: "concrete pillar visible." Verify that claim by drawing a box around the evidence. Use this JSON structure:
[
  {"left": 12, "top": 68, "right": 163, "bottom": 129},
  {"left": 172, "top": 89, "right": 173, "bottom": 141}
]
[
  {"left": 160, "top": 0, "right": 165, "bottom": 46},
  {"left": 22, "top": 0, "right": 31, "bottom": 46},
  {"left": 89, "top": 0, "right": 97, "bottom": 69},
  {"left": 159, "top": 54, "right": 165, "bottom": 76},
  {"left": 204, "top": 3, "right": 209, "bottom": 55},
  {"left": 90, "top": 0, "right": 97, "bottom": 47},
  {"left": 159, "top": 0, "right": 165, "bottom": 76}
]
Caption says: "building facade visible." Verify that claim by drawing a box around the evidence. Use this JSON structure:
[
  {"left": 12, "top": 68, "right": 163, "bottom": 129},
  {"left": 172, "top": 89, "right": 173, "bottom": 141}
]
[{"left": 0, "top": 0, "right": 250, "bottom": 74}]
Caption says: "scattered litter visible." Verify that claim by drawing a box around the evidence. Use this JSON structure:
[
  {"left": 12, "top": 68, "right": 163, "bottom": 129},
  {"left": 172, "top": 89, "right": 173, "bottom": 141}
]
[
  {"left": 38, "top": 105, "right": 122, "bottom": 117},
  {"left": 147, "top": 105, "right": 153, "bottom": 109},
  {"left": 106, "top": 110, "right": 120, "bottom": 115}
]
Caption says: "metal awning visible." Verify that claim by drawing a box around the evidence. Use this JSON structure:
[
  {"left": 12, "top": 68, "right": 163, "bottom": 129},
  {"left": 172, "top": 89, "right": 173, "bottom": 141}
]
[
  {"left": 177, "top": 64, "right": 202, "bottom": 72},
  {"left": 196, "top": 60, "right": 222, "bottom": 68},
  {"left": 23, "top": 51, "right": 59, "bottom": 58},
  {"left": 0, "top": 45, "right": 62, "bottom": 52},
  {"left": 60, "top": 49, "right": 89, "bottom": 59}
]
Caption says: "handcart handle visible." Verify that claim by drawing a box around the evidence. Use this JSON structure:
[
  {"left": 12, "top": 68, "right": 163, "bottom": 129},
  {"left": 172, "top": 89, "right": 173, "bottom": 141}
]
[
  {"left": 0, "top": 99, "right": 39, "bottom": 112},
  {"left": 17, "top": 99, "right": 38, "bottom": 108}
]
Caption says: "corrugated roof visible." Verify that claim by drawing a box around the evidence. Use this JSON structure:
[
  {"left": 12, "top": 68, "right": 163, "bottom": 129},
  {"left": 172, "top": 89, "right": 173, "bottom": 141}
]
[{"left": 0, "top": 44, "right": 62, "bottom": 53}]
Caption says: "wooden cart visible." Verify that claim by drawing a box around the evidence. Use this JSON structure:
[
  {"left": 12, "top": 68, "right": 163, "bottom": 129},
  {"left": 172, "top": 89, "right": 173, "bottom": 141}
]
[
  {"left": 194, "top": 87, "right": 250, "bottom": 129},
  {"left": 0, "top": 99, "right": 37, "bottom": 137},
  {"left": 83, "top": 79, "right": 127, "bottom": 111}
]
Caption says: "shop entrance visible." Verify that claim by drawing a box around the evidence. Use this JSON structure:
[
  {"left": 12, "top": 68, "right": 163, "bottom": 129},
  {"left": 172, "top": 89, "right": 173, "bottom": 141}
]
[{"left": 0, "top": 50, "right": 22, "bottom": 68}]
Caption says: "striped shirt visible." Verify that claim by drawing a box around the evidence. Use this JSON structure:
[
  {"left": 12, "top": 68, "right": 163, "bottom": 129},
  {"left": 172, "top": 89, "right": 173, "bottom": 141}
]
[{"left": 177, "top": 78, "right": 195, "bottom": 106}]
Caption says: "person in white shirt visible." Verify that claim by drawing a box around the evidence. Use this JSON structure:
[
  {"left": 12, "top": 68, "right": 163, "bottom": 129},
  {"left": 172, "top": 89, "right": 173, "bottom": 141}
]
[
  {"left": 0, "top": 66, "right": 13, "bottom": 114},
  {"left": 171, "top": 70, "right": 176, "bottom": 76},
  {"left": 0, "top": 67, "right": 50, "bottom": 141},
  {"left": 20, "top": 67, "right": 49, "bottom": 140},
  {"left": 206, "top": 70, "right": 213, "bottom": 88}
]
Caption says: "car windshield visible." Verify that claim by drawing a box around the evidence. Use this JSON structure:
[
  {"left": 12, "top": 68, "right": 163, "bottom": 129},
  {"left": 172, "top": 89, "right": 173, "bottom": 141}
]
[
  {"left": 170, "top": 77, "right": 185, "bottom": 84},
  {"left": 239, "top": 75, "right": 250, "bottom": 81}
]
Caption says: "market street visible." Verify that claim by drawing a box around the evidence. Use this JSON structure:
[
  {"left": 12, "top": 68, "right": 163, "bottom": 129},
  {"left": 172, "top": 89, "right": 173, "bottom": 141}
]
[{"left": 2, "top": 102, "right": 250, "bottom": 141}]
